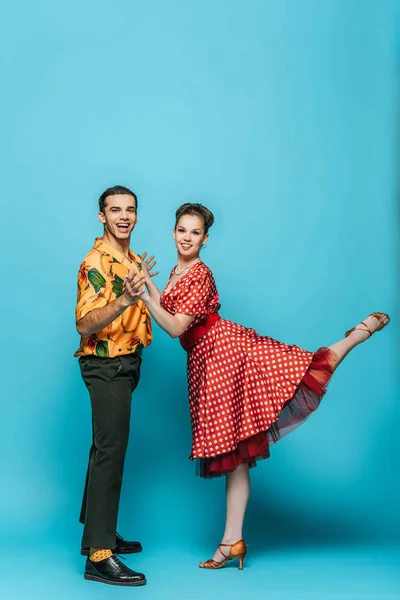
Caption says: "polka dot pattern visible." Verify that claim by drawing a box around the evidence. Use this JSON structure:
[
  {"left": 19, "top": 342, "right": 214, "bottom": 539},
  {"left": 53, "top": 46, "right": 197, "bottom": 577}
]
[
  {"left": 160, "top": 262, "right": 314, "bottom": 460},
  {"left": 89, "top": 548, "right": 113, "bottom": 562}
]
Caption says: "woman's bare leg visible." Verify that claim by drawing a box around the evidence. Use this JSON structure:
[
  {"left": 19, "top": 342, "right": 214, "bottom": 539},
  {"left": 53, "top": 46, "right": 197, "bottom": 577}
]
[
  {"left": 328, "top": 313, "right": 390, "bottom": 369},
  {"left": 199, "top": 463, "right": 250, "bottom": 566}
]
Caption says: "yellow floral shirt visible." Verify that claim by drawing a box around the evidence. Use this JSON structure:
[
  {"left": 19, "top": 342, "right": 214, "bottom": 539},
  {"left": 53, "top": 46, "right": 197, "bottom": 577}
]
[{"left": 74, "top": 238, "right": 152, "bottom": 358}]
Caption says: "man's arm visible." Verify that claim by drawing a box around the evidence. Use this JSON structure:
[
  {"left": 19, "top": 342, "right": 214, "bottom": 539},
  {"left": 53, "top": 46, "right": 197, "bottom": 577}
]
[{"left": 76, "top": 291, "right": 137, "bottom": 337}]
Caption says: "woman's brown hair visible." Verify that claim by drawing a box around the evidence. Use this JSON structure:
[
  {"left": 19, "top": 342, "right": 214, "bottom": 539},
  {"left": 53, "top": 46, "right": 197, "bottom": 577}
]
[{"left": 175, "top": 203, "right": 214, "bottom": 233}]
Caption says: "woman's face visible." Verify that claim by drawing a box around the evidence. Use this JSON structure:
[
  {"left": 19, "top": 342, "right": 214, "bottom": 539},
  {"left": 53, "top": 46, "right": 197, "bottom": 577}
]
[{"left": 173, "top": 214, "right": 208, "bottom": 259}]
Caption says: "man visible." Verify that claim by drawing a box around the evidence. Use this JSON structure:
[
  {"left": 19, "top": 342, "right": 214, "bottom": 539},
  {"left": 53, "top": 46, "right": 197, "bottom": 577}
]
[{"left": 75, "top": 185, "right": 157, "bottom": 586}]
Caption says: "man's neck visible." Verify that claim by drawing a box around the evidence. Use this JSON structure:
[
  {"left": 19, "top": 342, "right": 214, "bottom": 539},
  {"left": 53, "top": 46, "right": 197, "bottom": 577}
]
[{"left": 102, "top": 231, "right": 131, "bottom": 259}]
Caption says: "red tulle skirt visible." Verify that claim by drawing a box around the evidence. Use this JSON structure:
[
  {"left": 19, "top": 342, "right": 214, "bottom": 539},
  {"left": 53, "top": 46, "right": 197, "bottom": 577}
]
[{"left": 198, "top": 347, "right": 336, "bottom": 478}]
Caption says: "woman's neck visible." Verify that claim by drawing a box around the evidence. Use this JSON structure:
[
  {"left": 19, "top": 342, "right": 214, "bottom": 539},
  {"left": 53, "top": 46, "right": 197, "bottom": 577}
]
[{"left": 176, "top": 255, "right": 200, "bottom": 271}]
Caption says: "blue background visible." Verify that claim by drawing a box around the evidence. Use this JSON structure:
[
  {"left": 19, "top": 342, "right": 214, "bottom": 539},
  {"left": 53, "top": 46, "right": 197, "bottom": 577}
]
[{"left": 1, "top": 0, "right": 398, "bottom": 598}]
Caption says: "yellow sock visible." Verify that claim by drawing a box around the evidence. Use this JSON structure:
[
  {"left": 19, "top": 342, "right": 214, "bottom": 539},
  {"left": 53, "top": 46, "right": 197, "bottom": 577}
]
[{"left": 89, "top": 548, "right": 113, "bottom": 562}]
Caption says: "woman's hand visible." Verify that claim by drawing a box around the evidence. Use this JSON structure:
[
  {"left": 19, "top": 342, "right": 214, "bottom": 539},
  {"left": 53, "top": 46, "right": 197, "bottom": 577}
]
[
  {"left": 140, "top": 252, "right": 159, "bottom": 283},
  {"left": 123, "top": 270, "right": 149, "bottom": 302}
]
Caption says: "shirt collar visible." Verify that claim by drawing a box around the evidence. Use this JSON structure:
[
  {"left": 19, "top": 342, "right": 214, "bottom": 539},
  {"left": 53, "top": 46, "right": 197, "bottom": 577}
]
[{"left": 93, "top": 237, "right": 139, "bottom": 271}]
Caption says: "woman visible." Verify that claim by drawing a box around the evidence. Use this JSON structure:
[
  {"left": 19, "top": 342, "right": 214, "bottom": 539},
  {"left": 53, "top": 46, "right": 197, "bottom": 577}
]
[{"left": 124, "top": 203, "right": 390, "bottom": 570}]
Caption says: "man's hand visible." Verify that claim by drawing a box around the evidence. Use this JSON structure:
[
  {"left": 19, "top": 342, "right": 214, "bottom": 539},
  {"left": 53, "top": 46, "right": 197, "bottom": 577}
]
[
  {"left": 123, "top": 270, "right": 148, "bottom": 302},
  {"left": 140, "top": 252, "right": 159, "bottom": 282}
]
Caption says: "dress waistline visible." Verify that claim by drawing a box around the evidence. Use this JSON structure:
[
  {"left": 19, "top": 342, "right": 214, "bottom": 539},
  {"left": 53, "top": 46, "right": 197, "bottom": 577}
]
[{"left": 180, "top": 313, "right": 221, "bottom": 352}]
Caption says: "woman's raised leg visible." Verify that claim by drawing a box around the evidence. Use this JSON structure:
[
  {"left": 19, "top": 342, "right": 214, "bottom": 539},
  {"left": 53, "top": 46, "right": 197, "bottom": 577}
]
[{"left": 328, "top": 312, "right": 390, "bottom": 370}]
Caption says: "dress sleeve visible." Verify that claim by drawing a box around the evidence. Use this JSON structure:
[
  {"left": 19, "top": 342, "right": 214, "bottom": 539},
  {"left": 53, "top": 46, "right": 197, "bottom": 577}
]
[
  {"left": 174, "top": 271, "right": 213, "bottom": 316},
  {"left": 76, "top": 258, "right": 108, "bottom": 321}
]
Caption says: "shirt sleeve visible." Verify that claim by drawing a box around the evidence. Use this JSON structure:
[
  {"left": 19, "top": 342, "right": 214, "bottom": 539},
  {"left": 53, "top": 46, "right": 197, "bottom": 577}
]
[
  {"left": 174, "top": 271, "right": 213, "bottom": 316},
  {"left": 76, "top": 258, "right": 109, "bottom": 322}
]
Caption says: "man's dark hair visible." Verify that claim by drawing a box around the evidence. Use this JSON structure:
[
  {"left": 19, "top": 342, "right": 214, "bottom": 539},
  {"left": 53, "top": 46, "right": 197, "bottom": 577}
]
[{"left": 98, "top": 185, "right": 138, "bottom": 213}]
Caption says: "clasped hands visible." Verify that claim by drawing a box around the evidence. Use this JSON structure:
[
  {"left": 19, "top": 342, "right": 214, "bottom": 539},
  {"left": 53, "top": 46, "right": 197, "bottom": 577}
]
[{"left": 123, "top": 252, "right": 158, "bottom": 304}]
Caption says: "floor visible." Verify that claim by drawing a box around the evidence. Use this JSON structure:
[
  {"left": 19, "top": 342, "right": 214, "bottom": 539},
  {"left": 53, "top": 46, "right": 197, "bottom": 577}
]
[{"left": 2, "top": 543, "right": 399, "bottom": 599}]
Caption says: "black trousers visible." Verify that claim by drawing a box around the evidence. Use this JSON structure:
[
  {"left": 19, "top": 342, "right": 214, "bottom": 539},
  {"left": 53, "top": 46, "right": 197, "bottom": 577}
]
[{"left": 78, "top": 353, "right": 141, "bottom": 549}]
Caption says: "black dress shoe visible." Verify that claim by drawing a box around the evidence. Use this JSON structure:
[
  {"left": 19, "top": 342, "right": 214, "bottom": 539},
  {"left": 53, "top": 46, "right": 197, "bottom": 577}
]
[
  {"left": 81, "top": 533, "right": 142, "bottom": 556},
  {"left": 84, "top": 554, "right": 146, "bottom": 586}
]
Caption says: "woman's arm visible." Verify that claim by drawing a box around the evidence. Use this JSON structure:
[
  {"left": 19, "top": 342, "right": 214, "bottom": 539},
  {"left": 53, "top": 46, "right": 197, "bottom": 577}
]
[
  {"left": 124, "top": 271, "right": 195, "bottom": 338},
  {"left": 140, "top": 253, "right": 161, "bottom": 303}
]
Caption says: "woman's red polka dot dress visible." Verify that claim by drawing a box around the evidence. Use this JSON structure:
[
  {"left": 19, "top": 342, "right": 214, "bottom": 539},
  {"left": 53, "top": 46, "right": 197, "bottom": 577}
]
[{"left": 160, "top": 261, "right": 335, "bottom": 478}]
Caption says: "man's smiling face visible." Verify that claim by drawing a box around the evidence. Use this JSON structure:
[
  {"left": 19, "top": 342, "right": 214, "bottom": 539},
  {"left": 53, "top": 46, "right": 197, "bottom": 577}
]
[{"left": 98, "top": 194, "right": 138, "bottom": 241}]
